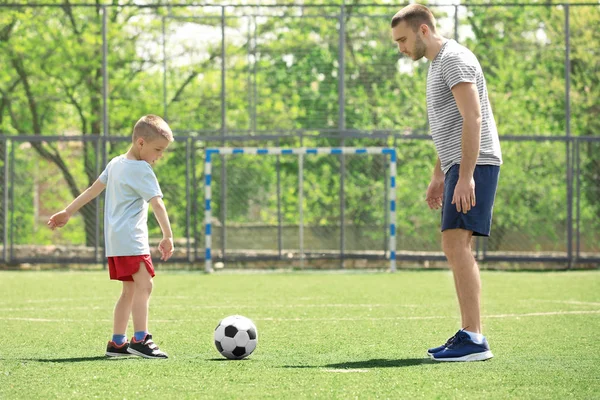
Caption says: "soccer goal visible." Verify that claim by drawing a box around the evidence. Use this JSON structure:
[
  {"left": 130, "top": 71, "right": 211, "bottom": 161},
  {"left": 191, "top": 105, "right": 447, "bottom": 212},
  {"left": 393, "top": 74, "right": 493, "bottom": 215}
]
[{"left": 204, "top": 147, "right": 397, "bottom": 272}]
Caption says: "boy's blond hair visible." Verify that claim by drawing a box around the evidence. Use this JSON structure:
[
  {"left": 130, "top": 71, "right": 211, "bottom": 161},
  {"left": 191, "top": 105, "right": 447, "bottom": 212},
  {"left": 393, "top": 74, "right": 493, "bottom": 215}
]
[{"left": 132, "top": 115, "right": 174, "bottom": 143}]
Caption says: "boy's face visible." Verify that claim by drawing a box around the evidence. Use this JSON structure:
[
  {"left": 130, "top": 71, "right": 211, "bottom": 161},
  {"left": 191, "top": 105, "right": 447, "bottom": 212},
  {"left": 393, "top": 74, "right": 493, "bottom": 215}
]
[{"left": 138, "top": 136, "right": 170, "bottom": 165}]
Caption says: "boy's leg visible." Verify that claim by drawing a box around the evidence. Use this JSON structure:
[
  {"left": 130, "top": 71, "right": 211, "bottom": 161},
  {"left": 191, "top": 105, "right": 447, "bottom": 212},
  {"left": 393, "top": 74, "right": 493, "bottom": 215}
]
[
  {"left": 106, "top": 281, "right": 135, "bottom": 357},
  {"left": 131, "top": 262, "right": 153, "bottom": 333},
  {"left": 127, "top": 262, "right": 167, "bottom": 359},
  {"left": 113, "top": 281, "right": 135, "bottom": 335}
]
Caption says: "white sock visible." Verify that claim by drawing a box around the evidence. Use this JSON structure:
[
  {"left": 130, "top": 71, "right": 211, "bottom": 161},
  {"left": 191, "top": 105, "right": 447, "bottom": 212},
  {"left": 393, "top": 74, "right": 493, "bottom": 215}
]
[{"left": 464, "top": 330, "right": 484, "bottom": 344}]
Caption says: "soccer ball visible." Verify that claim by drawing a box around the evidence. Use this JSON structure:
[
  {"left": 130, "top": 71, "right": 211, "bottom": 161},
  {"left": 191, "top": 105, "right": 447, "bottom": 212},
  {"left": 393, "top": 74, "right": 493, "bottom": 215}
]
[{"left": 214, "top": 315, "right": 258, "bottom": 360}]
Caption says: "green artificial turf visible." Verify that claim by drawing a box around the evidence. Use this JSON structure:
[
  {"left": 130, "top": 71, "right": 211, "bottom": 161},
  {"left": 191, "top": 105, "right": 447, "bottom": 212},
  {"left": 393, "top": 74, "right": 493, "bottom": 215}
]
[{"left": 0, "top": 270, "right": 598, "bottom": 399}]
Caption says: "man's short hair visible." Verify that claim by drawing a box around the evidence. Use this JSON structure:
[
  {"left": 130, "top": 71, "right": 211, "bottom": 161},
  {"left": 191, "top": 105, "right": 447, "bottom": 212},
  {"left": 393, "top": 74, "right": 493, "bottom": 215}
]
[
  {"left": 391, "top": 4, "right": 437, "bottom": 33},
  {"left": 132, "top": 115, "right": 174, "bottom": 143}
]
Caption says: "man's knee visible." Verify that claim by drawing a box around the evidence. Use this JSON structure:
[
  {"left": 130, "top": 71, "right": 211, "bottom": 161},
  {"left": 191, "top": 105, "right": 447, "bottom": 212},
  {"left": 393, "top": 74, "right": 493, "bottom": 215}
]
[{"left": 442, "top": 229, "right": 473, "bottom": 259}]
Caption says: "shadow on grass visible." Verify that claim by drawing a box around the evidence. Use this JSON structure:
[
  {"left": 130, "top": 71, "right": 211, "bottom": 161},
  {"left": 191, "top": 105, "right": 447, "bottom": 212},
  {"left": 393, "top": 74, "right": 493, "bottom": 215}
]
[
  {"left": 284, "top": 358, "right": 433, "bottom": 369},
  {"left": 19, "top": 356, "right": 118, "bottom": 363}
]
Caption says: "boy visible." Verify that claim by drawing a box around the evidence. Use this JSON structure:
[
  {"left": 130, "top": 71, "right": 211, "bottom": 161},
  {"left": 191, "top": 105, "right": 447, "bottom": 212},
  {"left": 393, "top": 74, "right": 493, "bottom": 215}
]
[{"left": 48, "top": 115, "right": 175, "bottom": 359}]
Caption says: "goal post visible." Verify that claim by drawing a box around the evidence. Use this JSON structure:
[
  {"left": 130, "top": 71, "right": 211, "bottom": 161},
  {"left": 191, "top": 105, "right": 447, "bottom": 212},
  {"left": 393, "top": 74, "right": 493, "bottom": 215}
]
[{"left": 204, "top": 147, "right": 397, "bottom": 272}]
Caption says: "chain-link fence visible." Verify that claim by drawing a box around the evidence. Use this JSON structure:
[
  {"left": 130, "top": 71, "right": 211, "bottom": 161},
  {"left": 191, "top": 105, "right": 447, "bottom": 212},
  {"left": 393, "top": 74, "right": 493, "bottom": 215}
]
[
  {"left": 1, "top": 135, "right": 598, "bottom": 268},
  {"left": 0, "top": 3, "right": 599, "bottom": 269}
]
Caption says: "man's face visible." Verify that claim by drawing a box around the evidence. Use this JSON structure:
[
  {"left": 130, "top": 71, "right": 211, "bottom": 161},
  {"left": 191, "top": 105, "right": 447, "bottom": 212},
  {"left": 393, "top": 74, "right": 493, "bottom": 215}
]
[
  {"left": 392, "top": 21, "right": 427, "bottom": 61},
  {"left": 139, "top": 136, "right": 170, "bottom": 165}
]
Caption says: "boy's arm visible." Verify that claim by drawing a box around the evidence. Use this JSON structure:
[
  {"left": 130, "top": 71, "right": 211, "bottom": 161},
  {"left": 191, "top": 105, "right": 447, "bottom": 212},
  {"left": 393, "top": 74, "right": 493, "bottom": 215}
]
[
  {"left": 47, "top": 179, "right": 106, "bottom": 230},
  {"left": 149, "top": 196, "right": 174, "bottom": 261}
]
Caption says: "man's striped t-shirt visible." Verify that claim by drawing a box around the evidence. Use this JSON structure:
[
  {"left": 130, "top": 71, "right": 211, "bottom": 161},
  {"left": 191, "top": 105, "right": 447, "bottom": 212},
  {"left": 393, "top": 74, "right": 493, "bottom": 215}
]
[{"left": 426, "top": 39, "right": 502, "bottom": 174}]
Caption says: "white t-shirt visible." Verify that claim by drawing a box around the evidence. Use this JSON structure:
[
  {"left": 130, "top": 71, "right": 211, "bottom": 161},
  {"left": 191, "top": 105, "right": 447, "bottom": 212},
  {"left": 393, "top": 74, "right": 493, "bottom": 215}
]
[
  {"left": 426, "top": 39, "right": 503, "bottom": 174},
  {"left": 99, "top": 155, "right": 163, "bottom": 257}
]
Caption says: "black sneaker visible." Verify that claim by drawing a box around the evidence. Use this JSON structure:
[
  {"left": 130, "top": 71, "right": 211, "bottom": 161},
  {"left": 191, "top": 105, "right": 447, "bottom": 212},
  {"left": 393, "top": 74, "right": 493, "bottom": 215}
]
[
  {"left": 106, "top": 340, "right": 131, "bottom": 357},
  {"left": 127, "top": 334, "right": 168, "bottom": 359}
]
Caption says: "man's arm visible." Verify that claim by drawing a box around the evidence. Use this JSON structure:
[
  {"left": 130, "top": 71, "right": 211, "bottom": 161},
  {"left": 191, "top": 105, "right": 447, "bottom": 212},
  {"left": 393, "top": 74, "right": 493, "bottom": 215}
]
[
  {"left": 426, "top": 157, "right": 445, "bottom": 210},
  {"left": 47, "top": 179, "right": 106, "bottom": 230},
  {"left": 452, "top": 82, "right": 481, "bottom": 180},
  {"left": 451, "top": 82, "right": 481, "bottom": 213},
  {"left": 432, "top": 157, "right": 444, "bottom": 181}
]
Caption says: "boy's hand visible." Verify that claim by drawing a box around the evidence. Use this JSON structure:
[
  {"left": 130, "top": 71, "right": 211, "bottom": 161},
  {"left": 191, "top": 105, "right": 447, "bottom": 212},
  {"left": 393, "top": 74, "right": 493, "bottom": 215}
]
[
  {"left": 158, "top": 237, "right": 174, "bottom": 261},
  {"left": 47, "top": 210, "right": 71, "bottom": 230}
]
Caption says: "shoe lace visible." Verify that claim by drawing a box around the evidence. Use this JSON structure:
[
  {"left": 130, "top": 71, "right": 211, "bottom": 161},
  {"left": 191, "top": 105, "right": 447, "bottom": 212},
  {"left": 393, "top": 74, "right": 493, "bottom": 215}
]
[{"left": 444, "top": 331, "right": 462, "bottom": 347}]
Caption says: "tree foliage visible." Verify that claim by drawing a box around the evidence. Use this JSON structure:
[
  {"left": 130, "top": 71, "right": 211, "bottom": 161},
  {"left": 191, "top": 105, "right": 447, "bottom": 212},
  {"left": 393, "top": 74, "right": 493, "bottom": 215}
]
[{"left": 0, "top": 2, "right": 598, "bottom": 254}]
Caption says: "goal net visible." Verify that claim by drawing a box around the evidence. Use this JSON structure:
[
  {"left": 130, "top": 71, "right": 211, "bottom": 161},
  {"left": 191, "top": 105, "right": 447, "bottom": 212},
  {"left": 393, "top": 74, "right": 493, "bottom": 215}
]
[{"left": 203, "top": 147, "right": 397, "bottom": 272}]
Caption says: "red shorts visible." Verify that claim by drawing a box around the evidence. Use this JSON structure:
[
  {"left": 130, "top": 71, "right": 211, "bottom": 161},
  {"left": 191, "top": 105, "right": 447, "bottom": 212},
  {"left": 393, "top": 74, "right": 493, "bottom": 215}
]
[{"left": 108, "top": 255, "right": 155, "bottom": 281}]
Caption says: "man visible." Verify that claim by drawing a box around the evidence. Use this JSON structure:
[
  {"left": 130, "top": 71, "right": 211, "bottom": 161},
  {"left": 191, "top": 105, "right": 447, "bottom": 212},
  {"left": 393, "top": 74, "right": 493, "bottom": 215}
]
[{"left": 391, "top": 4, "right": 502, "bottom": 362}]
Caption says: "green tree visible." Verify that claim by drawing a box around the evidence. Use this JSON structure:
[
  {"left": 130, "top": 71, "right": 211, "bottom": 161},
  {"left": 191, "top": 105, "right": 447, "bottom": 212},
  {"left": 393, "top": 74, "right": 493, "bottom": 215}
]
[{"left": 464, "top": 3, "right": 599, "bottom": 251}]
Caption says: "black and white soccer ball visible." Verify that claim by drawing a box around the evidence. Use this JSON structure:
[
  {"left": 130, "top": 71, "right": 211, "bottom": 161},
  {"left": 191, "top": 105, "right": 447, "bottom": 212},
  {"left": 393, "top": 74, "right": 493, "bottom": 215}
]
[{"left": 214, "top": 315, "right": 258, "bottom": 360}]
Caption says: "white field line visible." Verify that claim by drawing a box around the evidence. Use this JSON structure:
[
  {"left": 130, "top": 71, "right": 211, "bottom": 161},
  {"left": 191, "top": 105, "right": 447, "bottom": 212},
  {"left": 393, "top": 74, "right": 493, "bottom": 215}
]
[
  {"left": 154, "top": 303, "right": 422, "bottom": 309},
  {"left": 527, "top": 300, "right": 600, "bottom": 307},
  {"left": 486, "top": 310, "right": 600, "bottom": 318},
  {"left": 0, "top": 306, "right": 106, "bottom": 312},
  {"left": 323, "top": 369, "right": 369, "bottom": 373},
  {"left": 0, "top": 304, "right": 420, "bottom": 312},
  {"left": 1, "top": 309, "right": 598, "bottom": 323},
  {"left": 5, "top": 298, "right": 598, "bottom": 307},
  {"left": 0, "top": 298, "right": 114, "bottom": 305}
]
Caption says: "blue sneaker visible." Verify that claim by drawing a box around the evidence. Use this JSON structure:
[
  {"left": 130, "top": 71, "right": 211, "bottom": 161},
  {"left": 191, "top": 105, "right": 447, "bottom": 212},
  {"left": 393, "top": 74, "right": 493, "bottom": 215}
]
[
  {"left": 427, "top": 331, "right": 461, "bottom": 356},
  {"left": 431, "top": 331, "right": 493, "bottom": 362}
]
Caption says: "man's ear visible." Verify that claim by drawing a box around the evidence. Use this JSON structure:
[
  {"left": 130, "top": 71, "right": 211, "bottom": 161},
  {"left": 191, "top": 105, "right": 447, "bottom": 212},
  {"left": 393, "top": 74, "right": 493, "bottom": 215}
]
[{"left": 420, "top": 23, "right": 429, "bottom": 37}]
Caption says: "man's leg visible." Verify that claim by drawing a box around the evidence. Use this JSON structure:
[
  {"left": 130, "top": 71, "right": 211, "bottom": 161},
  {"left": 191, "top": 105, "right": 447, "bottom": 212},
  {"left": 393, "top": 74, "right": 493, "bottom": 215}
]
[
  {"left": 442, "top": 228, "right": 481, "bottom": 333},
  {"left": 428, "top": 227, "right": 492, "bottom": 361},
  {"left": 428, "top": 165, "right": 497, "bottom": 361}
]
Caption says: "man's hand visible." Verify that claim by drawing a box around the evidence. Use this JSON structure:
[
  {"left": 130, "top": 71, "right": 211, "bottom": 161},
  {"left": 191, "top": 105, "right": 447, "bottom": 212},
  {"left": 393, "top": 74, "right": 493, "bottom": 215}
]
[
  {"left": 452, "top": 177, "right": 476, "bottom": 213},
  {"left": 426, "top": 178, "right": 444, "bottom": 210},
  {"left": 158, "top": 237, "right": 174, "bottom": 261},
  {"left": 47, "top": 210, "right": 71, "bottom": 230}
]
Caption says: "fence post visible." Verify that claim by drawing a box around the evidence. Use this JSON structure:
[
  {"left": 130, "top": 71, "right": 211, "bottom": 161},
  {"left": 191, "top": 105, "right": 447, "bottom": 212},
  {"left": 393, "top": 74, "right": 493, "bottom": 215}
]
[
  {"left": 162, "top": 16, "right": 168, "bottom": 122},
  {"left": 454, "top": 5, "right": 459, "bottom": 41},
  {"left": 220, "top": 6, "right": 227, "bottom": 263},
  {"left": 101, "top": 5, "right": 109, "bottom": 150},
  {"left": 564, "top": 4, "right": 573, "bottom": 269},
  {"left": 338, "top": 4, "right": 346, "bottom": 268},
  {"left": 575, "top": 138, "right": 581, "bottom": 262},
  {"left": 9, "top": 142, "right": 14, "bottom": 263},
  {"left": 192, "top": 138, "right": 198, "bottom": 263},
  {"left": 2, "top": 138, "right": 8, "bottom": 263},
  {"left": 277, "top": 137, "right": 283, "bottom": 260},
  {"left": 186, "top": 138, "right": 192, "bottom": 262},
  {"left": 299, "top": 152, "right": 304, "bottom": 269}
]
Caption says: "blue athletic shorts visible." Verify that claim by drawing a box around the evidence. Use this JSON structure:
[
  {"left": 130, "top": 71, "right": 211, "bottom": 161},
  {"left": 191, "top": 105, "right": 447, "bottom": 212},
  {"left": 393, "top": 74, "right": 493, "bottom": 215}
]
[{"left": 441, "top": 164, "right": 500, "bottom": 237}]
